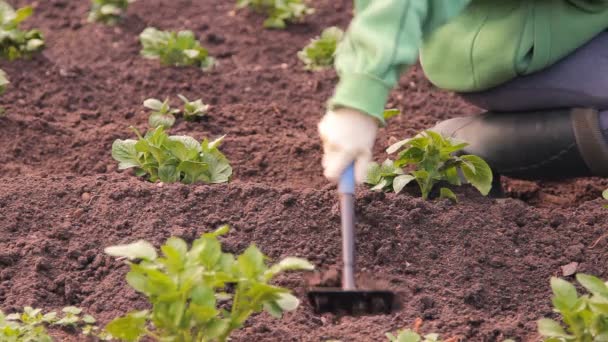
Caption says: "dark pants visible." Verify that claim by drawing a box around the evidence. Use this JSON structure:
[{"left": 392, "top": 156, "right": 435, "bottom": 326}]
[{"left": 459, "top": 32, "right": 608, "bottom": 129}]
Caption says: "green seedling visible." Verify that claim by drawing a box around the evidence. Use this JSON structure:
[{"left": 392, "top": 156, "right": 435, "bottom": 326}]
[
  {"left": 297, "top": 26, "right": 343, "bottom": 71},
  {"left": 386, "top": 329, "right": 443, "bottom": 342},
  {"left": 602, "top": 188, "right": 608, "bottom": 208},
  {"left": 236, "top": 0, "right": 314, "bottom": 29},
  {"left": 88, "top": 0, "right": 133, "bottom": 25},
  {"left": 1, "top": 306, "right": 103, "bottom": 342},
  {"left": 178, "top": 94, "right": 209, "bottom": 121},
  {"left": 383, "top": 108, "right": 401, "bottom": 121},
  {"left": 140, "top": 27, "right": 215, "bottom": 70},
  {"left": 112, "top": 126, "right": 232, "bottom": 184},
  {"left": 104, "top": 225, "right": 314, "bottom": 342},
  {"left": 538, "top": 274, "right": 608, "bottom": 341},
  {"left": 0, "top": 1, "right": 44, "bottom": 61},
  {"left": 366, "top": 130, "right": 492, "bottom": 201},
  {"left": 144, "top": 98, "right": 179, "bottom": 129}
]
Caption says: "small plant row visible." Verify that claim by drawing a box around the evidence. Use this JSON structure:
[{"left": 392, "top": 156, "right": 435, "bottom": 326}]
[
  {"left": 0, "top": 306, "right": 108, "bottom": 341},
  {"left": 89, "top": 0, "right": 313, "bottom": 29}
]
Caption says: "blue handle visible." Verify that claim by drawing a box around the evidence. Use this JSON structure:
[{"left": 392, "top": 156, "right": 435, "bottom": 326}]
[{"left": 338, "top": 163, "right": 356, "bottom": 195}]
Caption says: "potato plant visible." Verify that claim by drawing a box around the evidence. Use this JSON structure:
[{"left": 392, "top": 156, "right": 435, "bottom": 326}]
[
  {"left": 88, "top": 0, "right": 133, "bottom": 25},
  {"left": 140, "top": 27, "right": 215, "bottom": 70},
  {"left": 236, "top": 0, "right": 313, "bottom": 29},
  {"left": 144, "top": 98, "right": 179, "bottom": 129},
  {"left": 386, "top": 329, "right": 443, "bottom": 342},
  {"left": 366, "top": 130, "right": 492, "bottom": 201},
  {"left": 178, "top": 94, "right": 209, "bottom": 121},
  {"left": 1, "top": 306, "right": 104, "bottom": 341},
  {"left": 112, "top": 126, "right": 232, "bottom": 184},
  {"left": 104, "top": 225, "right": 314, "bottom": 342},
  {"left": 538, "top": 275, "right": 608, "bottom": 341},
  {"left": 297, "top": 26, "right": 343, "bottom": 71},
  {"left": 0, "top": 1, "right": 44, "bottom": 61}
]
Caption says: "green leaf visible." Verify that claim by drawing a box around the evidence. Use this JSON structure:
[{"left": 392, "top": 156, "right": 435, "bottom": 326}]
[
  {"left": 210, "top": 224, "right": 230, "bottom": 237},
  {"left": 82, "top": 314, "right": 96, "bottom": 324},
  {"left": 576, "top": 273, "right": 608, "bottom": 296},
  {"left": 550, "top": 277, "right": 578, "bottom": 310},
  {"left": 125, "top": 271, "right": 148, "bottom": 294},
  {"left": 149, "top": 113, "right": 176, "bottom": 128},
  {"left": 61, "top": 306, "right": 82, "bottom": 315},
  {"left": 143, "top": 98, "right": 163, "bottom": 111},
  {"left": 199, "top": 149, "right": 232, "bottom": 184},
  {"left": 390, "top": 330, "right": 421, "bottom": 342},
  {"left": 537, "top": 318, "right": 570, "bottom": 338},
  {"left": 439, "top": 187, "right": 457, "bottom": 203},
  {"left": 112, "top": 139, "right": 140, "bottom": 169},
  {"left": 158, "top": 163, "right": 179, "bottom": 183},
  {"left": 42, "top": 312, "right": 57, "bottom": 323},
  {"left": 603, "top": 188, "right": 608, "bottom": 200},
  {"left": 370, "top": 179, "right": 388, "bottom": 191},
  {"left": 383, "top": 109, "right": 401, "bottom": 120},
  {"left": 387, "top": 139, "right": 410, "bottom": 154},
  {"left": 263, "top": 301, "right": 284, "bottom": 318},
  {"left": 105, "top": 311, "right": 148, "bottom": 342},
  {"left": 274, "top": 292, "right": 299, "bottom": 312},
  {"left": 393, "top": 174, "right": 415, "bottom": 193},
  {"left": 105, "top": 240, "right": 158, "bottom": 261},
  {"left": 177, "top": 160, "right": 209, "bottom": 184},
  {"left": 460, "top": 155, "right": 493, "bottom": 196},
  {"left": 365, "top": 162, "right": 382, "bottom": 184},
  {"left": 204, "top": 319, "right": 230, "bottom": 339},
  {"left": 237, "top": 245, "right": 267, "bottom": 279},
  {"left": 264, "top": 257, "right": 314, "bottom": 280},
  {"left": 12, "top": 6, "right": 33, "bottom": 25}
]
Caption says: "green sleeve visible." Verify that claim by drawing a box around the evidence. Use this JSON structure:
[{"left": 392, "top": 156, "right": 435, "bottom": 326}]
[{"left": 329, "top": 0, "right": 470, "bottom": 124}]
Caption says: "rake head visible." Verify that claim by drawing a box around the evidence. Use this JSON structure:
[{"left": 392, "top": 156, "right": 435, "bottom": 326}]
[{"left": 307, "top": 287, "right": 396, "bottom": 315}]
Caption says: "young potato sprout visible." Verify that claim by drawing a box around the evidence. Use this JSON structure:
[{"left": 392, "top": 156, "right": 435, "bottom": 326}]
[
  {"left": 236, "top": 0, "right": 314, "bottom": 29},
  {"left": 538, "top": 275, "right": 608, "bottom": 341},
  {"left": 366, "top": 130, "right": 492, "bottom": 202},
  {"left": 144, "top": 98, "right": 179, "bottom": 129},
  {"left": 1, "top": 306, "right": 105, "bottom": 342},
  {"left": 112, "top": 126, "right": 232, "bottom": 184},
  {"left": 140, "top": 27, "right": 215, "bottom": 70},
  {"left": 298, "top": 26, "right": 343, "bottom": 71},
  {"left": 0, "top": 1, "right": 44, "bottom": 61},
  {"left": 178, "top": 94, "right": 209, "bottom": 121},
  {"left": 88, "top": 0, "right": 134, "bottom": 25},
  {"left": 104, "top": 226, "right": 314, "bottom": 342}
]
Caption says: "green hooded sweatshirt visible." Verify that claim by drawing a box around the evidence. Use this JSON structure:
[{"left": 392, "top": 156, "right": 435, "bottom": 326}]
[{"left": 329, "top": 0, "right": 608, "bottom": 124}]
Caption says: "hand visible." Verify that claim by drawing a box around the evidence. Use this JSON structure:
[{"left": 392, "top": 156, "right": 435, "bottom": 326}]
[{"left": 318, "top": 108, "right": 379, "bottom": 183}]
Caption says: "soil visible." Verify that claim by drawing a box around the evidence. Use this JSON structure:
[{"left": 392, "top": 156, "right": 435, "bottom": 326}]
[{"left": 1, "top": 0, "right": 608, "bottom": 341}]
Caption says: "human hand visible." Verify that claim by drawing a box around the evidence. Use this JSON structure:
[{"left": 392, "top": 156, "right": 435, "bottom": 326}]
[{"left": 318, "top": 108, "right": 378, "bottom": 183}]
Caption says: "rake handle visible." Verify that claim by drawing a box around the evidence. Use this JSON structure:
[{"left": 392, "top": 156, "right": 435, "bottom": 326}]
[{"left": 339, "top": 163, "right": 356, "bottom": 290}]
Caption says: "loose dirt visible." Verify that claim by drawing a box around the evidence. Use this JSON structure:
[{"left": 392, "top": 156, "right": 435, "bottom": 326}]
[{"left": 1, "top": 0, "right": 608, "bottom": 341}]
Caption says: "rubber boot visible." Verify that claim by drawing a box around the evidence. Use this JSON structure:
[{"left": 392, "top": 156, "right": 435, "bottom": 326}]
[{"left": 431, "top": 108, "right": 608, "bottom": 192}]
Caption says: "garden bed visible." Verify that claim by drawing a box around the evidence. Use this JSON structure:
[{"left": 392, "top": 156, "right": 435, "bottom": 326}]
[{"left": 1, "top": 0, "right": 608, "bottom": 340}]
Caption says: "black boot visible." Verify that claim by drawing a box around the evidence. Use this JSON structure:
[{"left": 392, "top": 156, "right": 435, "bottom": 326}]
[{"left": 432, "top": 108, "right": 608, "bottom": 180}]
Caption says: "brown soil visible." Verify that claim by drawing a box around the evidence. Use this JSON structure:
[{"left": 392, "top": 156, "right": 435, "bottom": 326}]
[{"left": 1, "top": 0, "right": 608, "bottom": 341}]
